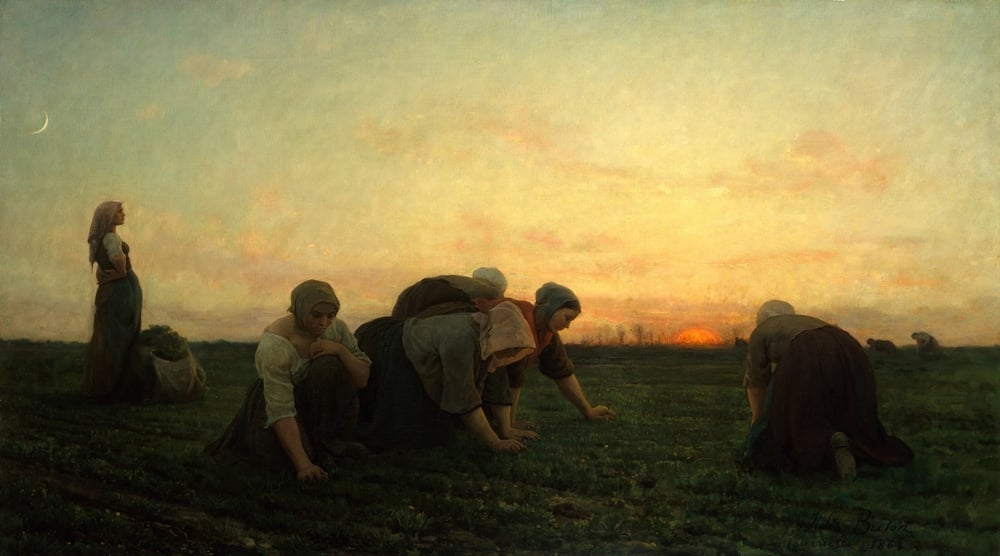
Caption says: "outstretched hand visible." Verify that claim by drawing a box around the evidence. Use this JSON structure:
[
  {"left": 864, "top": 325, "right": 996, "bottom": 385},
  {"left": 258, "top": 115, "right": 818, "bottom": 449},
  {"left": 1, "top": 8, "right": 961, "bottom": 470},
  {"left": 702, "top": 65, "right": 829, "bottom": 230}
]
[
  {"left": 295, "top": 463, "right": 329, "bottom": 481},
  {"left": 491, "top": 438, "right": 526, "bottom": 453},
  {"left": 585, "top": 405, "right": 617, "bottom": 420},
  {"left": 506, "top": 427, "right": 540, "bottom": 442}
]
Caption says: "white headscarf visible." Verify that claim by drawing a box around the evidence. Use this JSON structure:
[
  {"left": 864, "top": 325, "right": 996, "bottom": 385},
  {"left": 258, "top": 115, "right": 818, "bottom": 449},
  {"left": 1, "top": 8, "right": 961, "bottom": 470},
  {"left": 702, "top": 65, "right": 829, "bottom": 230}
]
[
  {"left": 472, "top": 267, "right": 508, "bottom": 295},
  {"left": 756, "top": 300, "right": 795, "bottom": 325},
  {"left": 87, "top": 201, "right": 121, "bottom": 265}
]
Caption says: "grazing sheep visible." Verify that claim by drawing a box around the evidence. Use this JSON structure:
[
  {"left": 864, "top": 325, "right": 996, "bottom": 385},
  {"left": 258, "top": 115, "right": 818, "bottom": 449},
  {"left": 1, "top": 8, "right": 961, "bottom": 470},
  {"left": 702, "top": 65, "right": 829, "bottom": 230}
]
[
  {"left": 911, "top": 331, "right": 942, "bottom": 356},
  {"left": 867, "top": 338, "right": 897, "bottom": 354}
]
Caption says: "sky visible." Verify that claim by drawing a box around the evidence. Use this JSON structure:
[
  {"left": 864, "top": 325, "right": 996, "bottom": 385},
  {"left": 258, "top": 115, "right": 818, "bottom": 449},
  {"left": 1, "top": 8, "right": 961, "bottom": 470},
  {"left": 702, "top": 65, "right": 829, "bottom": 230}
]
[{"left": 1, "top": 0, "right": 998, "bottom": 347}]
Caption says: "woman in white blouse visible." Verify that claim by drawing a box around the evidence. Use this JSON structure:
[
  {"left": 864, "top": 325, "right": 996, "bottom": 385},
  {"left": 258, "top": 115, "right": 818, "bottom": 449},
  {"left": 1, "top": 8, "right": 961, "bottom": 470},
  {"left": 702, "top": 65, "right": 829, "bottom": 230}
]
[{"left": 206, "top": 280, "right": 371, "bottom": 480}]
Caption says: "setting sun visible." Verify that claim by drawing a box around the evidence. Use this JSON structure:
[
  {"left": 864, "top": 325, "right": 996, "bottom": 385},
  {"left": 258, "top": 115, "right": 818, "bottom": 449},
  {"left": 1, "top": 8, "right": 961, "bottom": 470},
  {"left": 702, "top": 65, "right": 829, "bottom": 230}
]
[{"left": 672, "top": 327, "right": 725, "bottom": 347}]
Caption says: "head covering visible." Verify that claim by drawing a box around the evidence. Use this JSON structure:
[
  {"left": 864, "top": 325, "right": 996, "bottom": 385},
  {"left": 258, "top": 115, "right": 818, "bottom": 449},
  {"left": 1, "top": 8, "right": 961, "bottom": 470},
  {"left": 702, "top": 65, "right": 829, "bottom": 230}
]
[
  {"left": 472, "top": 267, "right": 508, "bottom": 295},
  {"left": 87, "top": 201, "right": 122, "bottom": 265},
  {"left": 288, "top": 280, "right": 340, "bottom": 331},
  {"left": 480, "top": 300, "right": 536, "bottom": 367},
  {"left": 756, "top": 300, "right": 795, "bottom": 325},
  {"left": 535, "top": 282, "right": 581, "bottom": 326}
]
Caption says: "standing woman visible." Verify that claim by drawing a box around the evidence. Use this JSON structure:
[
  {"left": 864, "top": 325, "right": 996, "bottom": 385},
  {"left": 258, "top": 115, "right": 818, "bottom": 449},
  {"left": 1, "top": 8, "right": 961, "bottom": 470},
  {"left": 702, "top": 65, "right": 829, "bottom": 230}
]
[
  {"left": 205, "top": 280, "right": 370, "bottom": 481},
  {"left": 81, "top": 201, "right": 145, "bottom": 402}
]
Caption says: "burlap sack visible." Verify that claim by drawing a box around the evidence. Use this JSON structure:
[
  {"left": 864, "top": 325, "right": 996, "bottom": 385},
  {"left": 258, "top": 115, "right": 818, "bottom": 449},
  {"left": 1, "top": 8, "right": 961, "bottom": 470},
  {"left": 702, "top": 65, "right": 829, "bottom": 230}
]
[{"left": 141, "top": 347, "right": 207, "bottom": 403}]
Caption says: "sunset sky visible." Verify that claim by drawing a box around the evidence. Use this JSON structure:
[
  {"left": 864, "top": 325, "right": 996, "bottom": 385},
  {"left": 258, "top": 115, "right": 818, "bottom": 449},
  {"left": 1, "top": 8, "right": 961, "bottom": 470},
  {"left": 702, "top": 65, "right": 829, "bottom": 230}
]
[{"left": 1, "top": 1, "right": 997, "bottom": 347}]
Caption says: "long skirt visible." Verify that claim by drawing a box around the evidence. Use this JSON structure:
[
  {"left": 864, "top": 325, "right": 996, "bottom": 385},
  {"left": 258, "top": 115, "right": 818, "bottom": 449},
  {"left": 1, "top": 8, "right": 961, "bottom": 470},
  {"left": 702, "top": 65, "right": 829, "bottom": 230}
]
[
  {"left": 353, "top": 318, "right": 456, "bottom": 451},
  {"left": 742, "top": 326, "right": 913, "bottom": 474},
  {"left": 204, "top": 355, "right": 359, "bottom": 472},
  {"left": 81, "top": 270, "right": 144, "bottom": 402}
]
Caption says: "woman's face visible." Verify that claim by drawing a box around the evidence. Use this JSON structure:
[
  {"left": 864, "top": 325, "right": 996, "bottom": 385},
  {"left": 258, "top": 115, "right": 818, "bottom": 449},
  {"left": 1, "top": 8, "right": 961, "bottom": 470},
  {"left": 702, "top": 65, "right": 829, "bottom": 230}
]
[
  {"left": 113, "top": 205, "right": 126, "bottom": 226},
  {"left": 301, "top": 302, "right": 337, "bottom": 337},
  {"left": 548, "top": 308, "right": 580, "bottom": 332}
]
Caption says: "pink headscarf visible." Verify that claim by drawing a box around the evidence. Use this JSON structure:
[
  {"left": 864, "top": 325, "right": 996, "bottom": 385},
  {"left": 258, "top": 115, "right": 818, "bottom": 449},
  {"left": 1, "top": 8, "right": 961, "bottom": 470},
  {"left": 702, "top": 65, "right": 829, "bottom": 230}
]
[{"left": 87, "top": 201, "right": 121, "bottom": 265}]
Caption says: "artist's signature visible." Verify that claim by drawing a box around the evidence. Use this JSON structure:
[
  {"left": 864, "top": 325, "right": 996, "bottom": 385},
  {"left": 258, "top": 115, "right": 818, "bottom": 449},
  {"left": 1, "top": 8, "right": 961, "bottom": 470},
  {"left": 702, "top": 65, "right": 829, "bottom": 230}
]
[{"left": 785, "top": 509, "right": 914, "bottom": 551}]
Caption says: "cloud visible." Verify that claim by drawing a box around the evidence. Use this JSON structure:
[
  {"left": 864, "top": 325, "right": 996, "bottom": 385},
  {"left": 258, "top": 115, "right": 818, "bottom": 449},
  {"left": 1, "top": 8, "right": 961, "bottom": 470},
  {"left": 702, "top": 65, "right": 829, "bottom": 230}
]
[
  {"left": 179, "top": 53, "right": 252, "bottom": 86},
  {"left": 714, "top": 249, "right": 840, "bottom": 268},
  {"left": 712, "top": 130, "right": 896, "bottom": 195},
  {"left": 137, "top": 104, "right": 164, "bottom": 120}
]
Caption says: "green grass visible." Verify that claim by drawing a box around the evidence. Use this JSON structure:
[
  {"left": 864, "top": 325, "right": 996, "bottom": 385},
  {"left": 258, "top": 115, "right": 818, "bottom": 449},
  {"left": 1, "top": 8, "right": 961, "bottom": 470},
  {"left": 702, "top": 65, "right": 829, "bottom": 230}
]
[{"left": 0, "top": 340, "right": 997, "bottom": 555}]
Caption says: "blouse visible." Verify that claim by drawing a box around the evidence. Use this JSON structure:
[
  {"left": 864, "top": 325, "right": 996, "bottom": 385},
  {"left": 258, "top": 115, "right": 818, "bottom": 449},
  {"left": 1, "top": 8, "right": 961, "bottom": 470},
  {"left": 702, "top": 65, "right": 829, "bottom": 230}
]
[{"left": 255, "top": 318, "right": 371, "bottom": 427}]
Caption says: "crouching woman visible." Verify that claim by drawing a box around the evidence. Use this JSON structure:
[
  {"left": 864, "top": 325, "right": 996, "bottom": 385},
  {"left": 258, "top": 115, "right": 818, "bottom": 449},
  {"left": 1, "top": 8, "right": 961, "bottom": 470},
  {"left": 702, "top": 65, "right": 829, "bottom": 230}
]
[{"left": 206, "top": 280, "right": 370, "bottom": 480}]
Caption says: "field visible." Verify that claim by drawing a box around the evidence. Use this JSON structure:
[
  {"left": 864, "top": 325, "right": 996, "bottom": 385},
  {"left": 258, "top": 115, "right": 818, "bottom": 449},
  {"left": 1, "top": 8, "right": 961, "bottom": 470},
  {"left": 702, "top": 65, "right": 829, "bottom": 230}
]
[{"left": 1, "top": 340, "right": 997, "bottom": 555}]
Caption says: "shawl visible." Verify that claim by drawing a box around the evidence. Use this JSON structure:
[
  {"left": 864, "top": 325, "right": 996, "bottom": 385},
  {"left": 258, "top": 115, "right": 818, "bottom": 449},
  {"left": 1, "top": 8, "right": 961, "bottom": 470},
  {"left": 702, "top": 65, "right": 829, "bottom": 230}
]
[
  {"left": 480, "top": 300, "right": 536, "bottom": 367},
  {"left": 88, "top": 201, "right": 121, "bottom": 265}
]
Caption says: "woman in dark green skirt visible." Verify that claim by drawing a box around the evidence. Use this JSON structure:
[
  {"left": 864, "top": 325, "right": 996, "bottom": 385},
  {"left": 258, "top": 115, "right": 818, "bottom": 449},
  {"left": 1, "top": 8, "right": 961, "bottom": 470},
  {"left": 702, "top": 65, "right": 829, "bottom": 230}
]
[
  {"left": 82, "top": 201, "right": 145, "bottom": 402},
  {"left": 206, "top": 280, "right": 371, "bottom": 480}
]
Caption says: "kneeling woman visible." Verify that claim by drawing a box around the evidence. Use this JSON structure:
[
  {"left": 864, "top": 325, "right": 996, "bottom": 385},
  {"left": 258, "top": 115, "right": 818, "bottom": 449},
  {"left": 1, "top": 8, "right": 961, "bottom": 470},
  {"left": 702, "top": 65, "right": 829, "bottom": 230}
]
[
  {"left": 740, "top": 300, "right": 913, "bottom": 480},
  {"left": 359, "top": 301, "right": 537, "bottom": 453},
  {"left": 206, "top": 280, "right": 371, "bottom": 480}
]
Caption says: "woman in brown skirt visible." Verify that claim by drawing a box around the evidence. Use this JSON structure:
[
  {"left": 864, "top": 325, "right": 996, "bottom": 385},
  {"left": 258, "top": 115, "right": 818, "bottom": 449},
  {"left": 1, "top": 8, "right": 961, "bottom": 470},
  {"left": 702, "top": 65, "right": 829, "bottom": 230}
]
[
  {"left": 740, "top": 300, "right": 913, "bottom": 480},
  {"left": 206, "top": 280, "right": 371, "bottom": 480}
]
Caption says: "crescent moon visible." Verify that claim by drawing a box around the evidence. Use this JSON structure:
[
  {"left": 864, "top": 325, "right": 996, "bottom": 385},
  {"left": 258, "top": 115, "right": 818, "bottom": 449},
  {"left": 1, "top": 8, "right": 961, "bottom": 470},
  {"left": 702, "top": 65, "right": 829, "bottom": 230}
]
[{"left": 29, "top": 112, "right": 49, "bottom": 135}]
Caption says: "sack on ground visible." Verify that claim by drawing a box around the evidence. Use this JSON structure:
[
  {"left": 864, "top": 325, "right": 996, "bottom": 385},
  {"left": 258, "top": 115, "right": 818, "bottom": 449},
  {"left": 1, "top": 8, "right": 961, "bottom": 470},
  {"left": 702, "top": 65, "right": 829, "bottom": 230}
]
[
  {"left": 141, "top": 346, "right": 207, "bottom": 403},
  {"left": 137, "top": 325, "right": 207, "bottom": 403}
]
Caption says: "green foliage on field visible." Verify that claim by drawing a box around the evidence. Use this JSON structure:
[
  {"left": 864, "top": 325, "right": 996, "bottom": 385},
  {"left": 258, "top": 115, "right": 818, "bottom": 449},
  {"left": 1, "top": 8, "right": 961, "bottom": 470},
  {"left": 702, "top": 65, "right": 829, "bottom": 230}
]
[
  {"left": 0, "top": 340, "right": 997, "bottom": 555},
  {"left": 138, "top": 324, "right": 191, "bottom": 361}
]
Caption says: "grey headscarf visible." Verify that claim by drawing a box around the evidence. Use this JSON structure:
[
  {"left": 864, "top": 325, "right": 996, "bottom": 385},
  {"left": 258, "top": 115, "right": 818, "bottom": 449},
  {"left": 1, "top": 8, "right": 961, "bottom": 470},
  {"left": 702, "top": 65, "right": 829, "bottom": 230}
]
[
  {"left": 287, "top": 280, "right": 340, "bottom": 331},
  {"left": 87, "top": 201, "right": 122, "bottom": 265},
  {"left": 535, "top": 282, "right": 581, "bottom": 326}
]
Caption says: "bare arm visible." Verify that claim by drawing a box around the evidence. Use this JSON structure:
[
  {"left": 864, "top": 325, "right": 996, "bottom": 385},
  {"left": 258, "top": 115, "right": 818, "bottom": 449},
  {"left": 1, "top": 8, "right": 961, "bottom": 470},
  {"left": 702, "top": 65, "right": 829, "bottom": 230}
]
[
  {"left": 746, "top": 385, "right": 768, "bottom": 425},
  {"left": 460, "top": 408, "right": 525, "bottom": 452},
  {"left": 312, "top": 340, "right": 371, "bottom": 388},
  {"left": 97, "top": 254, "right": 127, "bottom": 284},
  {"left": 554, "top": 375, "right": 616, "bottom": 420},
  {"left": 271, "top": 417, "right": 327, "bottom": 480},
  {"left": 489, "top": 402, "right": 539, "bottom": 442}
]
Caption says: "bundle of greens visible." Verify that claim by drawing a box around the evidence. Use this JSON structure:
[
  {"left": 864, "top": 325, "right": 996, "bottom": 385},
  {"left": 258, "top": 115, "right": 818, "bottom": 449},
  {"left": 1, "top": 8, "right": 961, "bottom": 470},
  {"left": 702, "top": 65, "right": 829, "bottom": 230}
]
[{"left": 139, "top": 325, "right": 190, "bottom": 361}]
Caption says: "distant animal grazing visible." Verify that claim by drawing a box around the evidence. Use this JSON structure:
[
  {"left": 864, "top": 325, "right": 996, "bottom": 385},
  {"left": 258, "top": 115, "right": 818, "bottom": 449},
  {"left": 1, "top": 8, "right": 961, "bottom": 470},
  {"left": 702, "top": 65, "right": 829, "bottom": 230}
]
[
  {"left": 911, "top": 331, "right": 942, "bottom": 356},
  {"left": 867, "top": 338, "right": 897, "bottom": 354}
]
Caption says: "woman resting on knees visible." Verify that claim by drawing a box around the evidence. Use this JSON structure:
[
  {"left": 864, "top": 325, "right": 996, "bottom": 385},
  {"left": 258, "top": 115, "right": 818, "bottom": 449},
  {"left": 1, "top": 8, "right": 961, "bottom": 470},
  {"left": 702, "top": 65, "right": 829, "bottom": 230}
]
[
  {"left": 739, "top": 300, "right": 913, "bottom": 480},
  {"left": 359, "top": 301, "right": 538, "bottom": 453},
  {"left": 206, "top": 280, "right": 370, "bottom": 480}
]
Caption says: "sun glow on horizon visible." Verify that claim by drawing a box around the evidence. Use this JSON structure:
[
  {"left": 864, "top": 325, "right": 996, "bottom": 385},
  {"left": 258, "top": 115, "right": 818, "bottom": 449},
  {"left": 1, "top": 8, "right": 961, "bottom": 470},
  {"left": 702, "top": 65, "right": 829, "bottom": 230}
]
[{"left": 672, "top": 327, "right": 725, "bottom": 347}]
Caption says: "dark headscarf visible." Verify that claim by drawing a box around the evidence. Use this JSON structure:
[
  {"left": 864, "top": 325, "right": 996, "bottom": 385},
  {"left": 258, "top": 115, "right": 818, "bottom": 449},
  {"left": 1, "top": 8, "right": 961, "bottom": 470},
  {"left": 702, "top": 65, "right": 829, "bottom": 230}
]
[
  {"left": 534, "top": 282, "right": 581, "bottom": 326},
  {"left": 287, "top": 280, "right": 340, "bottom": 331}
]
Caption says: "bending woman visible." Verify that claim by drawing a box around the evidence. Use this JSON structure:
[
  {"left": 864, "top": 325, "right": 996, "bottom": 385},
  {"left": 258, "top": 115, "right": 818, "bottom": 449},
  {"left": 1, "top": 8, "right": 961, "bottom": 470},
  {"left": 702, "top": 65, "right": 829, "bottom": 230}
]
[
  {"left": 359, "top": 301, "right": 537, "bottom": 452},
  {"left": 475, "top": 282, "right": 616, "bottom": 427},
  {"left": 206, "top": 280, "right": 370, "bottom": 481},
  {"left": 740, "top": 300, "right": 913, "bottom": 480},
  {"left": 81, "top": 201, "right": 145, "bottom": 402}
]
